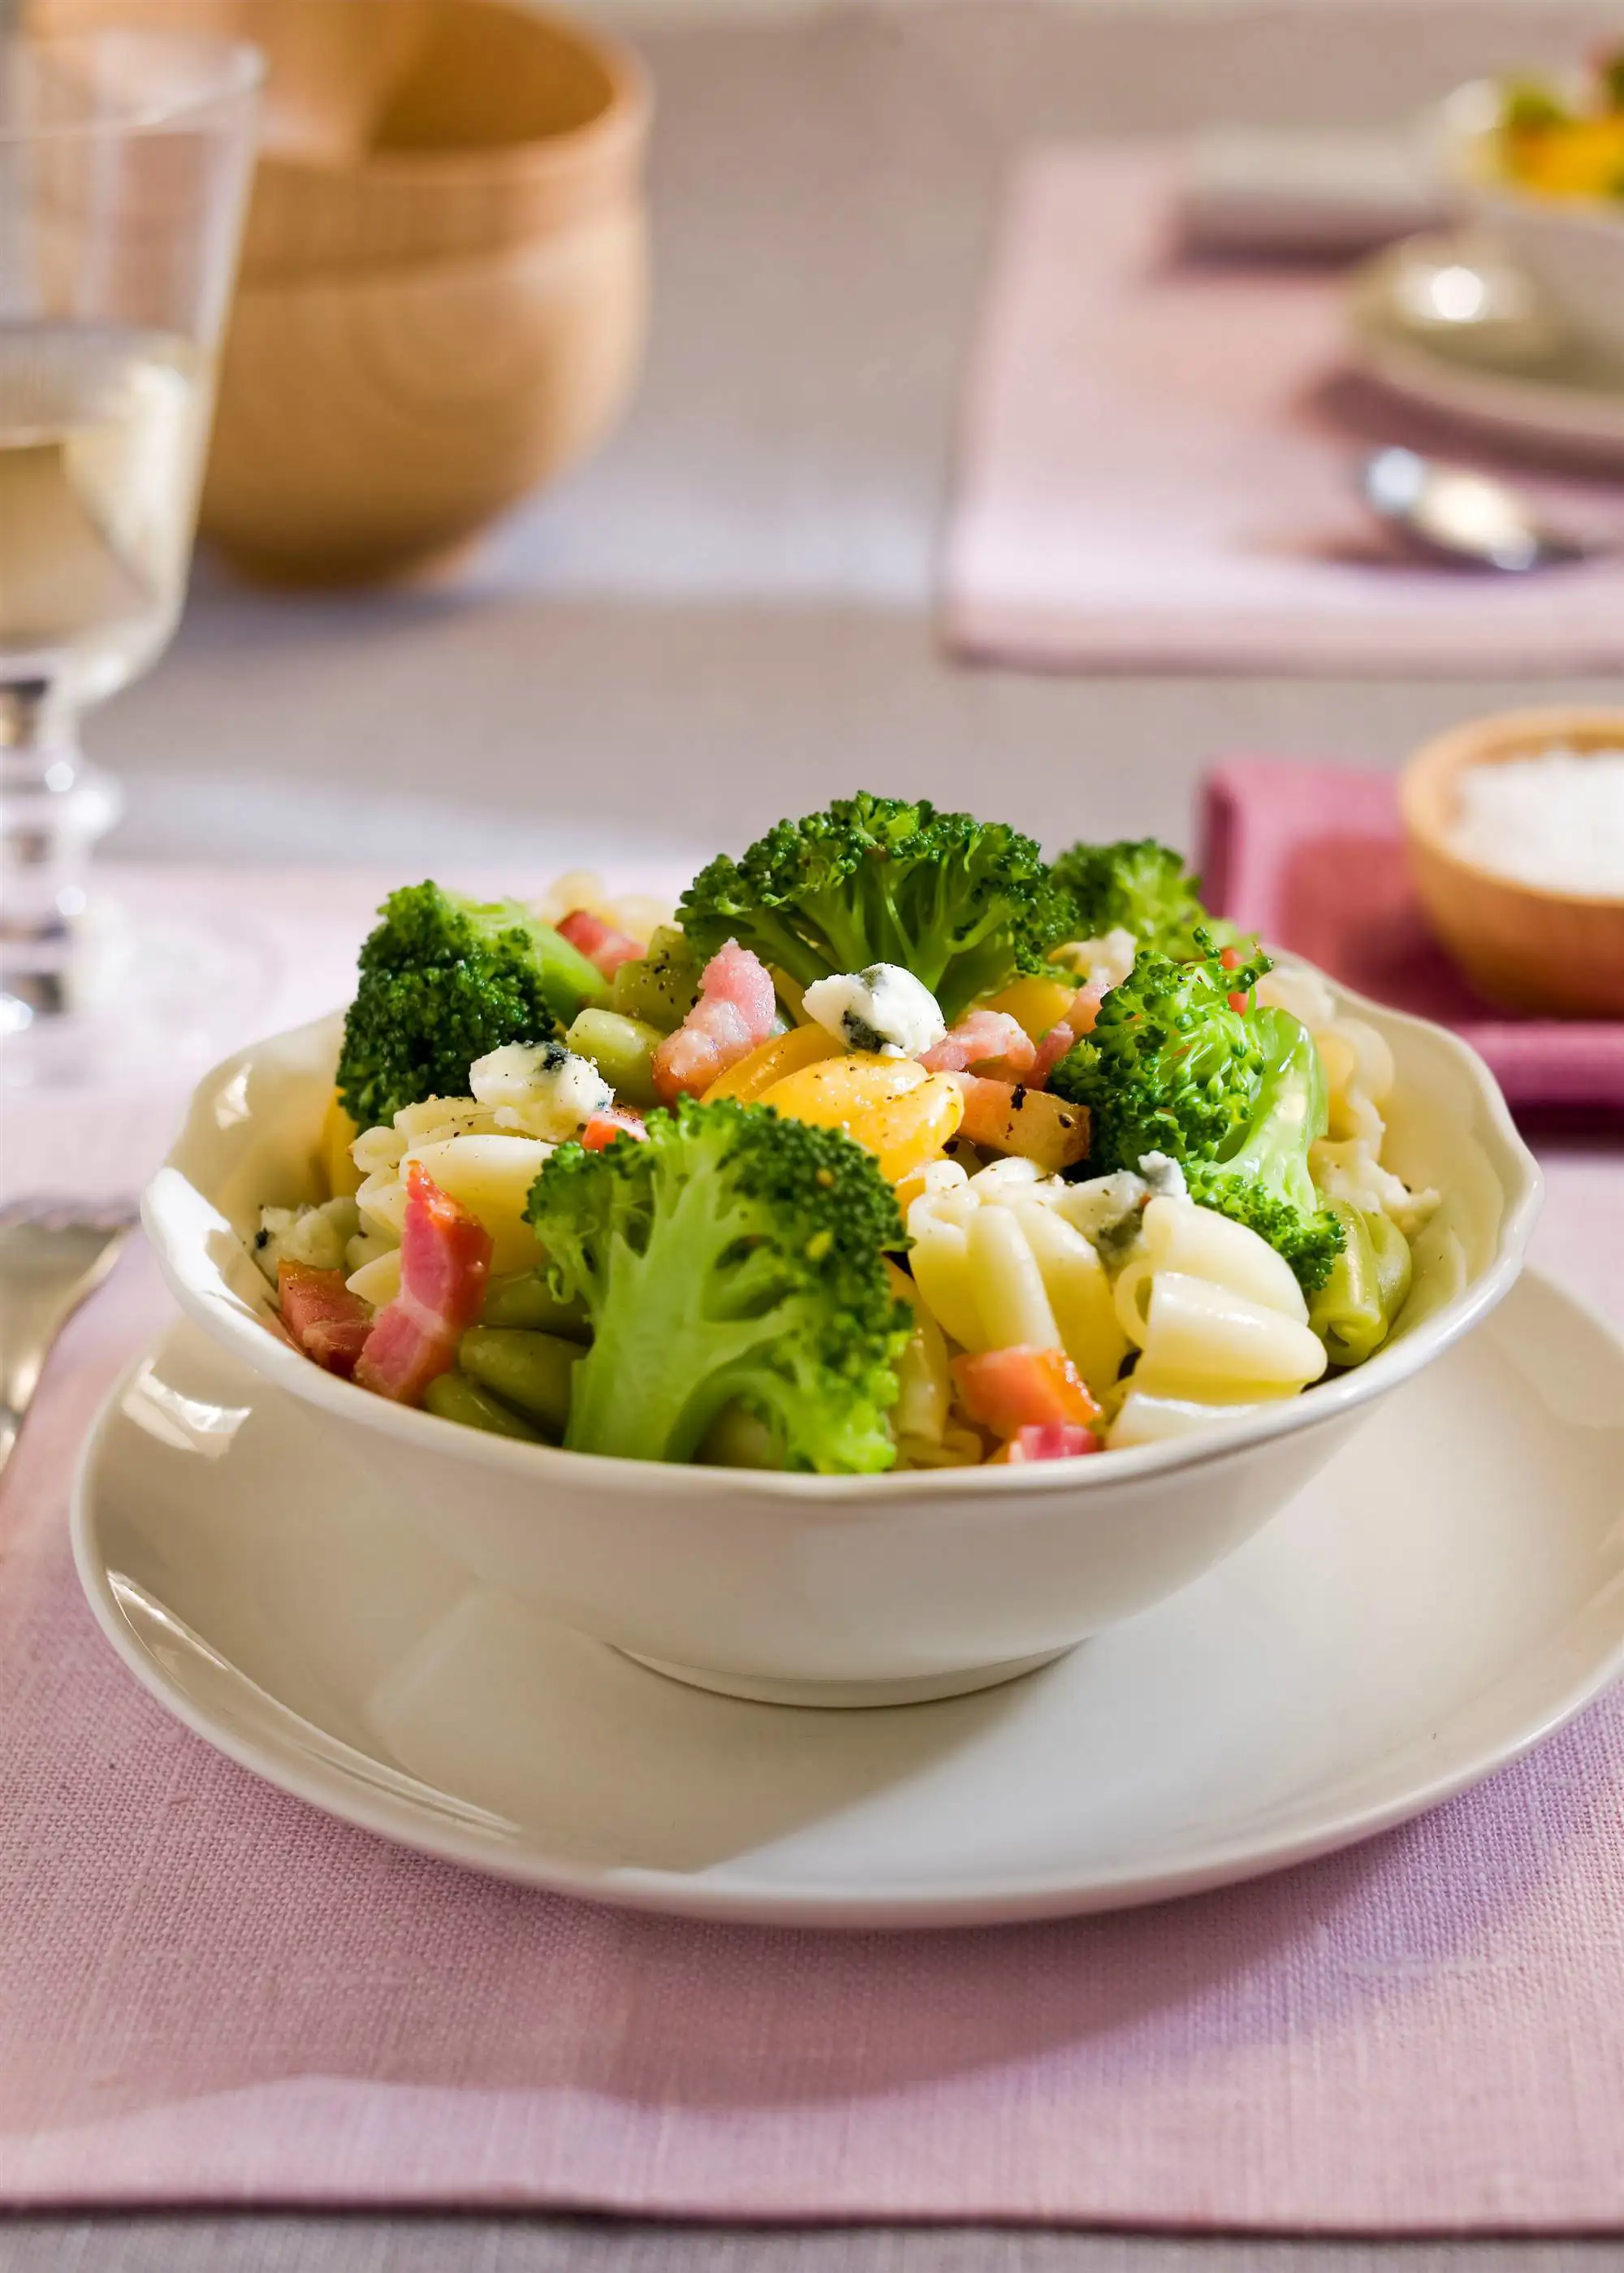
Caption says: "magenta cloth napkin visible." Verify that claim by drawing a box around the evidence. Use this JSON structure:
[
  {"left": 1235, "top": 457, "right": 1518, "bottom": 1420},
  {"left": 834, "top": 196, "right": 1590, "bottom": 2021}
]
[
  {"left": 942, "top": 145, "right": 1624, "bottom": 674},
  {"left": 1199, "top": 759, "right": 1624, "bottom": 1109},
  {"left": 4, "top": 866, "right": 1624, "bottom": 2226}
]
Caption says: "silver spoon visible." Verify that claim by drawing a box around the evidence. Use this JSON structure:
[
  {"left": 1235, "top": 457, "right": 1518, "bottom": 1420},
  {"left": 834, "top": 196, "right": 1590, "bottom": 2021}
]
[{"left": 1360, "top": 446, "right": 1594, "bottom": 572}]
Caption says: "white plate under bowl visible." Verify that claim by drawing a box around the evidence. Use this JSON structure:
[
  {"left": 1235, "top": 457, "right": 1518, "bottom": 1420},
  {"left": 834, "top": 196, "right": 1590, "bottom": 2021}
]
[
  {"left": 74, "top": 1278, "right": 1624, "bottom": 1930},
  {"left": 1346, "top": 231, "right": 1624, "bottom": 465}
]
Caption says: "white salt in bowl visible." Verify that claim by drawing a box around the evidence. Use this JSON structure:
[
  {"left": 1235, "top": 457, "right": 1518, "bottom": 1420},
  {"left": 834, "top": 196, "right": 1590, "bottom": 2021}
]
[
  {"left": 142, "top": 980, "right": 1540, "bottom": 1708},
  {"left": 1401, "top": 706, "right": 1624, "bottom": 1018}
]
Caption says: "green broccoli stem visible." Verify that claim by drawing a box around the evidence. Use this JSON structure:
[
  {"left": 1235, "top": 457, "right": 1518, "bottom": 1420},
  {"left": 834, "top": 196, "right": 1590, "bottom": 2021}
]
[
  {"left": 1207, "top": 1006, "right": 1324, "bottom": 1212},
  {"left": 561, "top": 1174, "right": 781, "bottom": 1463}
]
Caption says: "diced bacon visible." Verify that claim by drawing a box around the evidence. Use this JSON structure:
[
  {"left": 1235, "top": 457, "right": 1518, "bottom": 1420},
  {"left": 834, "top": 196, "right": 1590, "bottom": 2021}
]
[
  {"left": 581, "top": 1105, "right": 648, "bottom": 1149},
  {"left": 991, "top": 1423, "right": 1101, "bottom": 1465},
  {"left": 1028, "top": 992, "right": 1099, "bottom": 1088},
  {"left": 278, "top": 1260, "right": 374, "bottom": 1380},
  {"left": 1030, "top": 1022, "right": 1073, "bottom": 1087},
  {"left": 653, "top": 939, "right": 779, "bottom": 1104},
  {"left": 952, "top": 1346, "right": 1103, "bottom": 1438},
  {"left": 558, "top": 907, "right": 646, "bottom": 979},
  {"left": 355, "top": 1163, "right": 492, "bottom": 1405},
  {"left": 921, "top": 1010, "right": 1035, "bottom": 1079}
]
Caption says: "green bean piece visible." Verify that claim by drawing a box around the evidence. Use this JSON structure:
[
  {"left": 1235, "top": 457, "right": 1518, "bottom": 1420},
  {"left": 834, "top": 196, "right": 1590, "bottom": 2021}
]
[
  {"left": 698, "top": 1402, "right": 785, "bottom": 1470},
  {"left": 480, "top": 1268, "right": 590, "bottom": 1340},
  {"left": 565, "top": 1007, "right": 663, "bottom": 1110},
  {"left": 1310, "top": 1201, "right": 1414, "bottom": 1369},
  {"left": 609, "top": 925, "right": 702, "bottom": 1034},
  {"left": 1367, "top": 1206, "right": 1414, "bottom": 1329},
  {"left": 425, "top": 1370, "right": 543, "bottom": 1442},
  {"left": 459, "top": 1326, "right": 583, "bottom": 1437},
  {"left": 1308, "top": 1202, "right": 1385, "bottom": 1369}
]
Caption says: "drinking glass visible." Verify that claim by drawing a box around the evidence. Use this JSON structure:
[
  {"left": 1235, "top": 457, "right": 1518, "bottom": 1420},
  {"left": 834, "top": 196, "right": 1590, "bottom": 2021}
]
[{"left": 0, "top": 31, "right": 263, "bottom": 1087}]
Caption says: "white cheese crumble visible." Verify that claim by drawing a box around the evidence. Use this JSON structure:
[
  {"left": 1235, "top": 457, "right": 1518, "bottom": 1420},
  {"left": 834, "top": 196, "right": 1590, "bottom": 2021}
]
[
  {"left": 469, "top": 1039, "right": 611, "bottom": 1139},
  {"left": 801, "top": 963, "right": 947, "bottom": 1059},
  {"left": 252, "top": 1196, "right": 360, "bottom": 1285},
  {"left": 1447, "top": 749, "right": 1624, "bottom": 899}
]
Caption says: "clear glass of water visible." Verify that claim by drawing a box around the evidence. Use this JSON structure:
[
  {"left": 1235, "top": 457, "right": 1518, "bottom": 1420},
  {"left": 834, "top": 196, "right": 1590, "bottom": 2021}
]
[{"left": 0, "top": 31, "right": 262, "bottom": 1086}]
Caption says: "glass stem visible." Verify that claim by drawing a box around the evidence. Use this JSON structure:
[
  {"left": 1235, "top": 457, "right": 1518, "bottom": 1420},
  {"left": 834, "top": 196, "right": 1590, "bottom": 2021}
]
[{"left": 0, "top": 679, "right": 122, "bottom": 1026}]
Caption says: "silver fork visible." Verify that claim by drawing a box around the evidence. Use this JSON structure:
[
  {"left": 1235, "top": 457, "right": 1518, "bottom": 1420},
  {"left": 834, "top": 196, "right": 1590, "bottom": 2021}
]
[{"left": 0, "top": 1196, "right": 139, "bottom": 1479}]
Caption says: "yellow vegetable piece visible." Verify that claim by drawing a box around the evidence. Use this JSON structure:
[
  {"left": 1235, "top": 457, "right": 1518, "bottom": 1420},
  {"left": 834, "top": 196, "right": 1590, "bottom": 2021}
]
[
  {"left": 1510, "top": 115, "right": 1624, "bottom": 199},
  {"left": 321, "top": 1091, "right": 363, "bottom": 1198},
  {"left": 759, "top": 1053, "right": 964, "bottom": 1184},
  {"left": 979, "top": 974, "right": 1078, "bottom": 1044},
  {"left": 703, "top": 1023, "right": 842, "bottom": 1104}
]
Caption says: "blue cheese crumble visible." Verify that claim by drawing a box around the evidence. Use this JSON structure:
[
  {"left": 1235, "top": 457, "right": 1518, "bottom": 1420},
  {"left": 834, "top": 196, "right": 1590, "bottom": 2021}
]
[{"left": 801, "top": 964, "right": 947, "bottom": 1059}]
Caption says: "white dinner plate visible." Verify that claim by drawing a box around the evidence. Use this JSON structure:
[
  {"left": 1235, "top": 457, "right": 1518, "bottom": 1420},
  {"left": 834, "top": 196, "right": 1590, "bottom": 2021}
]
[
  {"left": 73, "top": 1277, "right": 1624, "bottom": 1930},
  {"left": 1345, "top": 231, "right": 1624, "bottom": 465}
]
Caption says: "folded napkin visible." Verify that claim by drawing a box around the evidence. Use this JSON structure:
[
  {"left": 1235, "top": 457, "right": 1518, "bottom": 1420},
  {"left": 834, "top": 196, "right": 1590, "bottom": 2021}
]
[
  {"left": 3, "top": 865, "right": 1622, "bottom": 2225},
  {"left": 944, "top": 145, "right": 1624, "bottom": 674}
]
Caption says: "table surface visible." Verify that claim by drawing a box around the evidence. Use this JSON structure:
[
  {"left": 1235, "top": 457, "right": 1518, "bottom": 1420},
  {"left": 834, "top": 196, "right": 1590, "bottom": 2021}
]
[{"left": 11, "top": 2, "right": 1624, "bottom": 2265}]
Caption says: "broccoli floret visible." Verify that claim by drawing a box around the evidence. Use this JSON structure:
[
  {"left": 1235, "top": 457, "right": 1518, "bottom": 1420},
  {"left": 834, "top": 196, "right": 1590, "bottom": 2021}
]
[
  {"left": 337, "top": 882, "right": 607, "bottom": 1128},
  {"left": 526, "top": 1097, "right": 913, "bottom": 1471},
  {"left": 1050, "top": 939, "right": 1344, "bottom": 1293},
  {"left": 1050, "top": 936, "right": 1275, "bottom": 1170},
  {"left": 1183, "top": 1009, "right": 1345, "bottom": 1294},
  {"left": 677, "top": 794, "right": 1073, "bottom": 1025},
  {"left": 1047, "top": 836, "right": 1240, "bottom": 961}
]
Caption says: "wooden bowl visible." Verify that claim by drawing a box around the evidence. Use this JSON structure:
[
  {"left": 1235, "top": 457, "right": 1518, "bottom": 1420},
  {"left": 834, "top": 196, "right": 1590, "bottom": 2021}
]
[
  {"left": 26, "top": 0, "right": 650, "bottom": 270},
  {"left": 1400, "top": 707, "right": 1624, "bottom": 1018},
  {"left": 24, "top": 0, "right": 650, "bottom": 583},
  {"left": 201, "top": 207, "right": 647, "bottom": 585}
]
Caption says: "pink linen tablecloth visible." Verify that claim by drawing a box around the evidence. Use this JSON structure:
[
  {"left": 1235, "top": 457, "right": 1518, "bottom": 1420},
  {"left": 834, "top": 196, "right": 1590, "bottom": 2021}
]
[
  {"left": 3, "top": 866, "right": 1624, "bottom": 2227},
  {"left": 943, "top": 145, "right": 1624, "bottom": 674}
]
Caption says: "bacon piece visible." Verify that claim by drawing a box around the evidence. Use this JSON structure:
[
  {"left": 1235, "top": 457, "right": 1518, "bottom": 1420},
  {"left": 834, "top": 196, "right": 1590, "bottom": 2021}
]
[
  {"left": 1027, "top": 988, "right": 1100, "bottom": 1089},
  {"left": 920, "top": 1010, "right": 1035, "bottom": 1079},
  {"left": 990, "top": 1422, "right": 1101, "bottom": 1464},
  {"left": 355, "top": 1164, "right": 492, "bottom": 1405},
  {"left": 557, "top": 907, "right": 646, "bottom": 979},
  {"left": 653, "top": 939, "right": 778, "bottom": 1104},
  {"left": 953, "top": 1346, "right": 1103, "bottom": 1438},
  {"left": 278, "top": 1260, "right": 374, "bottom": 1380},
  {"left": 581, "top": 1105, "right": 648, "bottom": 1150}
]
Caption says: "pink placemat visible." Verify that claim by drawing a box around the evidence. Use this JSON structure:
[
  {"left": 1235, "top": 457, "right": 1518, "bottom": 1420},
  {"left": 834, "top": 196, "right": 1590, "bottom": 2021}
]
[
  {"left": 4, "top": 867, "right": 1624, "bottom": 2227},
  {"left": 1199, "top": 760, "right": 1624, "bottom": 1110},
  {"left": 943, "top": 145, "right": 1624, "bottom": 674}
]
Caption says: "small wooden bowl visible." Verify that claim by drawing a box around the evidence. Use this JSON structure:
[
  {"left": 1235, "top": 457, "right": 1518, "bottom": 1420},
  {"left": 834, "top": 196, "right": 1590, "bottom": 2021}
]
[
  {"left": 28, "top": 0, "right": 650, "bottom": 270},
  {"left": 202, "top": 210, "right": 647, "bottom": 585},
  {"left": 1400, "top": 707, "right": 1624, "bottom": 1019},
  {"left": 24, "top": 0, "right": 650, "bottom": 583}
]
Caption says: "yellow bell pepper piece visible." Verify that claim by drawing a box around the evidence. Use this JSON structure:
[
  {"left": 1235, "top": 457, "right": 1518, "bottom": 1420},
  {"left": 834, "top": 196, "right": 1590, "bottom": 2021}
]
[
  {"left": 758, "top": 1052, "right": 964, "bottom": 1184},
  {"left": 1511, "top": 115, "right": 1624, "bottom": 199},
  {"left": 319, "top": 1091, "right": 363, "bottom": 1198},
  {"left": 703, "top": 1023, "right": 843, "bottom": 1103},
  {"left": 979, "top": 974, "right": 1078, "bottom": 1044}
]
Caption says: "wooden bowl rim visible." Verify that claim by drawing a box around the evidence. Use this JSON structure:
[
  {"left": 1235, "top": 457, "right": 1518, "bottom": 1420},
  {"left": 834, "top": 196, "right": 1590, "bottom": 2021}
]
[
  {"left": 257, "top": 2, "right": 650, "bottom": 186},
  {"left": 1398, "top": 705, "right": 1624, "bottom": 912}
]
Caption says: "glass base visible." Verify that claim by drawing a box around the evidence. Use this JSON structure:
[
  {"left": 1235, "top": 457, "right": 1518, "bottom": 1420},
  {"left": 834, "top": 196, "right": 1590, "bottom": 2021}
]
[{"left": 0, "top": 890, "right": 278, "bottom": 1091}]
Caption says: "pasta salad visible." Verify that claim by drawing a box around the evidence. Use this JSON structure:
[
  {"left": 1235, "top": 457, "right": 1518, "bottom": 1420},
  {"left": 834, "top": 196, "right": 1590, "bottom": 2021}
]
[{"left": 257, "top": 797, "right": 1438, "bottom": 1472}]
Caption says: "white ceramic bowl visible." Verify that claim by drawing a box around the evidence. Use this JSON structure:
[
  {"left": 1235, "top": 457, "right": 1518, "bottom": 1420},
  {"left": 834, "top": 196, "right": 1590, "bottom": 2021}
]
[
  {"left": 143, "top": 977, "right": 1540, "bottom": 1708},
  {"left": 1436, "top": 79, "right": 1624, "bottom": 361}
]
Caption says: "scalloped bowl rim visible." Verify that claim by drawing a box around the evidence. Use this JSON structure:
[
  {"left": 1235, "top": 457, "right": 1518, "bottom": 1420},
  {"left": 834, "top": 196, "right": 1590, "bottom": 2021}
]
[{"left": 142, "top": 963, "right": 1543, "bottom": 1510}]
